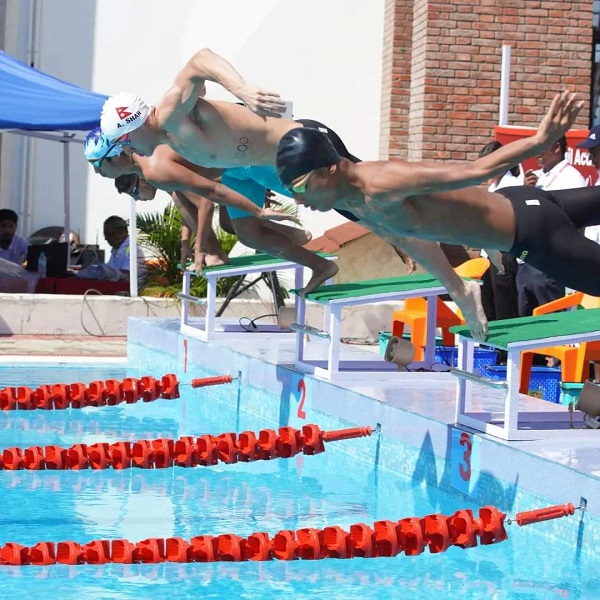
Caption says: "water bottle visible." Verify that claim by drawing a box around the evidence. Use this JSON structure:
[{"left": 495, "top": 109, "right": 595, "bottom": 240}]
[{"left": 37, "top": 251, "right": 47, "bottom": 278}]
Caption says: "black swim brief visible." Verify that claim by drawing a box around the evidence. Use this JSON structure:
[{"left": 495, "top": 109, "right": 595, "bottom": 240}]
[{"left": 496, "top": 185, "right": 600, "bottom": 296}]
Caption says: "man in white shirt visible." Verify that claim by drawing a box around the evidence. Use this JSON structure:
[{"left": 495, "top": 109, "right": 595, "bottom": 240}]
[
  {"left": 518, "top": 135, "right": 586, "bottom": 317},
  {"left": 0, "top": 209, "right": 29, "bottom": 265},
  {"left": 577, "top": 125, "right": 600, "bottom": 243},
  {"left": 103, "top": 216, "right": 147, "bottom": 284}
]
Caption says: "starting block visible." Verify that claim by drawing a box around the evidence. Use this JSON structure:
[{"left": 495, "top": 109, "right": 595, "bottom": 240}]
[
  {"left": 179, "top": 253, "right": 336, "bottom": 341},
  {"left": 451, "top": 308, "right": 600, "bottom": 440},
  {"left": 292, "top": 274, "right": 451, "bottom": 381}
]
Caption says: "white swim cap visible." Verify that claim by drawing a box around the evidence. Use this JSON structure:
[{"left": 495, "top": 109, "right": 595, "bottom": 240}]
[
  {"left": 83, "top": 127, "right": 123, "bottom": 161},
  {"left": 100, "top": 93, "right": 150, "bottom": 141}
]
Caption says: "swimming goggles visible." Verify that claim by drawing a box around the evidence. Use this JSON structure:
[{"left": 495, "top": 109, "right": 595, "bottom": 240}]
[
  {"left": 286, "top": 170, "right": 315, "bottom": 194},
  {"left": 91, "top": 142, "right": 120, "bottom": 169}
]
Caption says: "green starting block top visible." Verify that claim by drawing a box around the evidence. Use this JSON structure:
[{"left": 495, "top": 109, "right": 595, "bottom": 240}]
[
  {"left": 450, "top": 308, "right": 600, "bottom": 350},
  {"left": 297, "top": 273, "right": 444, "bottom": 302},
  {"left": 202, "top": 252, "right": 336, "bottom": 274}
]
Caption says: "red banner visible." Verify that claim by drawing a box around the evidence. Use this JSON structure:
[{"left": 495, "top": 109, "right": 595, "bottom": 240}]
[{"left": 494, "top": 126, "right": 596, "bottom": 186}]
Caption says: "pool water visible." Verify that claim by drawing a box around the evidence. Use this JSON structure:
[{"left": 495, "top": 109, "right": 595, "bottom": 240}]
[{"left": 0, "top": 364, "right": 599, "bottom": 599}]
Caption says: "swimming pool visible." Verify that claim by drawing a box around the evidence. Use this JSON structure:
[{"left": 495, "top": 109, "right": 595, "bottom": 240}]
[{"left": 0, "top": 357, "right": 599, "bottom": 600}]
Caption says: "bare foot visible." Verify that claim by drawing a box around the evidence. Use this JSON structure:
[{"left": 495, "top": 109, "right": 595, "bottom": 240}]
[
  {"left": 455, "top": 280, "right": 488, "bottom": 342},
  {"left": 298, "top": 260, "right": 338, "bottom": 296},
  {"left": 205, "top": 253, "right": 230, "bottom": 268}
]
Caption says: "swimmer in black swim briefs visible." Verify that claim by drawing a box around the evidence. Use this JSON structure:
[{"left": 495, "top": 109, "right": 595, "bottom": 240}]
[{"left": 275, "top": 90, "right": 588, "bottom": 341}]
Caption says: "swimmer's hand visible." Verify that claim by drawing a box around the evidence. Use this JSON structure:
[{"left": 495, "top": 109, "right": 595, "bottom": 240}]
[
  {"left": 264, "top": 189, "right": 282, "bottom": 208},
  {"left": 236, "top": 84, "right": 288, "bottom": 118},
  {"left": 536, "top": 90, "right": 584, "bottom": 147},
  {"left": 404, "top": 257, "right": 417, "bottom": 275},
  {"left": 259, "top": 207, "right": 301, "bottom": 224}
]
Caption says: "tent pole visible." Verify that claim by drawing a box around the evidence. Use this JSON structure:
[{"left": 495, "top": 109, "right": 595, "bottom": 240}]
[
  {"left": 18, "top": 136, "right": 32, "bottom": 236},
  {"left": 129, "top": 196, "right": 138, "bottom": 297},
  {"left": 62, "top": 134, "right": 73, "bottom": 268}
]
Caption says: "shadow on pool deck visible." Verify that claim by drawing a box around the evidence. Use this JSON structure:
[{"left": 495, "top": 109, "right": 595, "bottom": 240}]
[{"left": 0, "top": 334, "right": 127, "bottom": 357}]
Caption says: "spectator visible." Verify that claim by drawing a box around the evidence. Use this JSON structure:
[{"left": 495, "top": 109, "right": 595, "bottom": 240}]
[
  {"left": 477, "top": 142, "right": 520, "bottom": 332},
  {"left": 480, "top": 141, "right": 524, "bottom": 192},
  {"left": 0, "top": 209, "right": 29, "bottom": 265},
  {"left": 577, "top": 125, "right": 600, "bottom": 243},
  {"left": 518, "top": 136, "right": 586, "bottom": 317},
  {"left": 103, "top": 216, "right": 147, "bottom": 284},
  {"left": 577, "top": 126, "right": 600, "bottom": 380}
]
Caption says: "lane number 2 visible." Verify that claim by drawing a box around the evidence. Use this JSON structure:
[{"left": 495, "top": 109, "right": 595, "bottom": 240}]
[{"left": 297, "top": 379, "right": 306, "bottom": 419}]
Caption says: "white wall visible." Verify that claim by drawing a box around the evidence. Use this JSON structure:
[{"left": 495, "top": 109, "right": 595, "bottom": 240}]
[{"left": 2, "top": 0, "right": 385, "bottom": 248}]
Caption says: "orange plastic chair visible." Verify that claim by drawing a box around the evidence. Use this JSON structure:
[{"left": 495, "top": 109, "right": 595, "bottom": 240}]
[
  {"left": 391, "top": 257, "right": 490, "bottom": 361},
  {"left": 519, "top": 292, "right": 600, "bottom": 394}
]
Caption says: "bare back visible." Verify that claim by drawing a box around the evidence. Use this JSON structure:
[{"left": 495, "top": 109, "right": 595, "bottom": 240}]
[
  {"left": 140, "top": 145, "right": 222, "bottom": 188},
  {"left": 341, "top": 161, "right": 516, "bottom": 251},
  {"left": 164, "top": 98, "right": 299, "bottom": 168}
]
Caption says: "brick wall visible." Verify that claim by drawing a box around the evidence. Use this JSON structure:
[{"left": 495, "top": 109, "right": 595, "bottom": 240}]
[
  {"left": 380, "top": 0, "right": 415, "bottom": 159},
  {"left": 380, "top": 0, "right": 594, "bottom": 161}
]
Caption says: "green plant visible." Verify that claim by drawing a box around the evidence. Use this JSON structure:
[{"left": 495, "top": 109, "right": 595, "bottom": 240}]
[
  {"left": 136, "top": 198, "right": 302, "bottom": 299},
  {"left": 136, "top": 203, "right": 240, "bottom": 298}
]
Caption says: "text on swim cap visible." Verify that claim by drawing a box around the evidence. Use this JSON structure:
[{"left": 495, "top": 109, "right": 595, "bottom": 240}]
[{"left": 116, "top": 110, "right": 143, "bottom": 129}]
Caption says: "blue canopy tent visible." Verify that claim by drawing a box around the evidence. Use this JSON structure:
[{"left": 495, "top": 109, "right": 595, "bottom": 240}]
[
  {"left": 0, "top": 51, "right": 140, "bottom": 295},
  {"left": 0, "top": 49, "right": 107, "bottom": 131}
]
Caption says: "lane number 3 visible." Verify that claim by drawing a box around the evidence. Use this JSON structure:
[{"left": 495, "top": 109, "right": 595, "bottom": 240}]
[{"left": 458, "top": 432, "right": 472, "bottom": 481}]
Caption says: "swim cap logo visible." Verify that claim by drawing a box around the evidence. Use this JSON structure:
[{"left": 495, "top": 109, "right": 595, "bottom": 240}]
[
  {"left": 115, "top": 107, "right": 143, "bottom": 130},
  {"left": 115, "top": 106, "right": 132, "bottom": 120}
]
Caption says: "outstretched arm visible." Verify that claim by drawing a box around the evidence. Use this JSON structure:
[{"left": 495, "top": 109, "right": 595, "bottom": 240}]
[
  {"left": 157, "top": 48, "right": 286, "bottom": 122},
  {"left": 368, "top": 90, "right": 583, "bottom": 198},
  {"left": 150, "top": 162, "right": 299, "bottom": 223},
  {"left": 173, "top": 189, "right": 232, "bottom": 271},
  {"left": 382, "top": 235, "right": 489, "bottom": 342}
]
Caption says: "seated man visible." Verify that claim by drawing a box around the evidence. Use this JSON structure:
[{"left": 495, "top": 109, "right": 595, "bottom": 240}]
[
  {"left": 103, "top": 216, "right": 147, "bottom": 285},
  {"left": 275, "top": 90, "right": 590, "bottom": 341},
  {"left": 0, "top": 209, "right": 29, "bottom": 265}
]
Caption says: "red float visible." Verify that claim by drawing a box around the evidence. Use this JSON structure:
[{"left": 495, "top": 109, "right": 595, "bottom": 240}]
[{"left": 0, "top": 504, "right": 577, "bottom": 567}]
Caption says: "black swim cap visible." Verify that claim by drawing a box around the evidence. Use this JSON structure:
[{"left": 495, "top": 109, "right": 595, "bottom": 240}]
[{"left": 276, "top": 127, "right": 341, "bottom": 188}]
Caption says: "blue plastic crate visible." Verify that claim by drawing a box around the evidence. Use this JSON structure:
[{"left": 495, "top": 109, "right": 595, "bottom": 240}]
[
  {"left": 481, "top": 365, "right": 562, "bottom": 404},
  {"left": 433, "top": 345, "right": 498, "bottom": 369}
]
